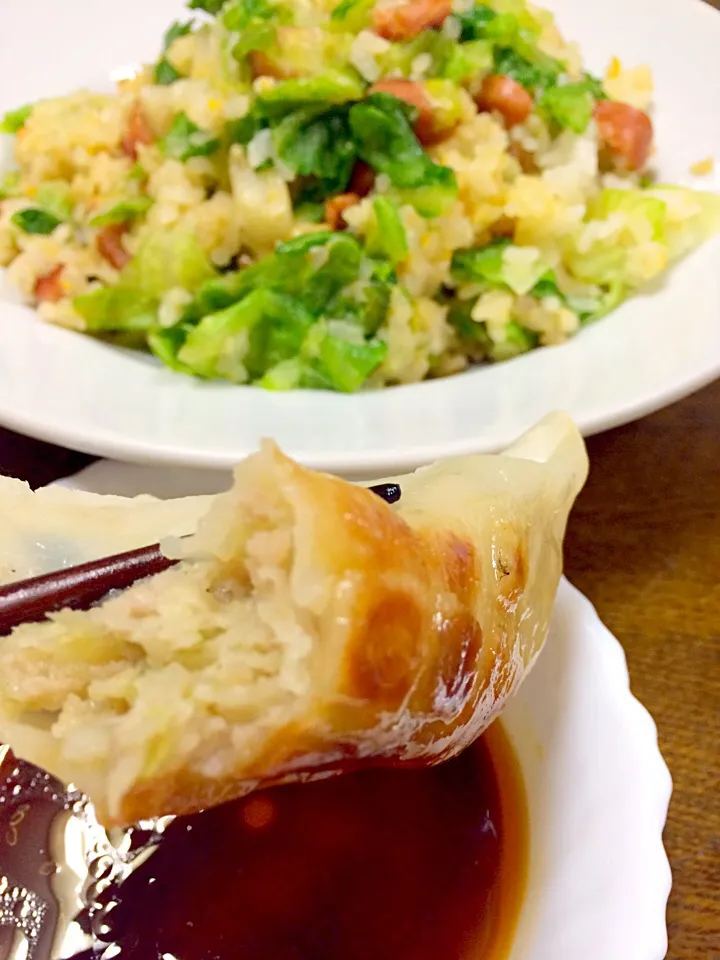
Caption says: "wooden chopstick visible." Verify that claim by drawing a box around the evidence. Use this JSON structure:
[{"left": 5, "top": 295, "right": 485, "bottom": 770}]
[{"left": 0, "top": 482, "right": 401, "bottom": 636}]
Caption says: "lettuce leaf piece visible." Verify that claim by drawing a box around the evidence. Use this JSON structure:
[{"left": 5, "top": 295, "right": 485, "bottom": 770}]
[
  {"left": 442, "top": 40, "right": 493, "bottom": 82},
  {"left": 188, "top": 0, "right": 225, "bottom": 14},
  {"left": 349, "top": 93, "right": 457, "bottom": 216},
  {"left": 329, "top": 0, "right": 375, "bottom": 31},
  {"left": 260, "top": 357, "right": 304, "bottom": 389},
  {"left": 73, "top": 287, "right": 157, "bottom": 331},
  {"left": 226, "top": 107, "right": 267, "bottom": 146},
  {"left": 275, "top": 231, "right": 336, "bottom": 255},
  {"left": 540, "top": 83, "right": 594, "bottom": 134},
  {"left": 302, "top": 234, "right": 363, "bottom": 312},
  {"left": 294, "top": 200, "right": 326, "bottom": 223},
  {"left": 89, "top": 197, "right": 153, "bottom": 227},
  {"left": 224, "top": 0, "right": 284, "bottom": 59},
  {"left": 161, "top": 113, "right": 221, "bottom": 161},
  {"left": 154, "top": 58, "right": 182, "bottom": 85},
  {"left": 147, "top": 324, "right": 195, "bottom": 372},
  {"left": 257, "top": 72, "right": 366, "bottom": 118},
  {"left": 378, "top": 31, "right": 454, "bottom": 79},
  {"left": 122, "top": 231, "right": 216, "bottom": 298},
  {"left": 179, "top": 289, "right": 314, "bottom": 381},
  {"left": 452, "top": 239, "right": 548, "bottom": 294},
  {"left": 586, "top": 188, "right": 668, "bottom": 242},
  {"left": 647, "top": 186, "right": 720, "bottom": 261},
  {"left": 531, "top": 270, "right": 561, "bottom": 299},
  {"left": 11, "top": 209, "right": 62, "bottom": 235},
  {"left": 492, "top": 45, "right": 560, "bottom": 91},
  {"left": 452, "top": 4, "right": 497, "bottom": 41},
  {"left": 451, "top": 238, "right": 511, "bottom": 284},
  {"left": 35, "top": 182, "right": 74, "bottom": 221},
  {"left": 272, "top": 106, "right": 356, "bottom": 193},
  {"left": 0, "top": 171, "right": 20, "bottom": 200},
  {"left": 367, "top": 197, "right": 408, "bottom": 263},
  {"left": 314, "top": 329, "right": 387, "bottom": 391},
  {"left": 326, "top": 257, "right": 395, "bottom": 335},
  {"left": 487, "top": 319, "right": 537, "bottom": 361},
  {"left": 0, "top": 104, "right": 33, "bottom": 134},
  {"left": 244, "top": 293, "right": 316, "bottom": 379},
  {"left": 163, "top": 19, "right": 195, "bottom": 49}
]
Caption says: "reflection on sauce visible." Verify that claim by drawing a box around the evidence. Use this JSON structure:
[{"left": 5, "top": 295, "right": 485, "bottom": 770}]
[{"left": 0, "top": 724, "right": 527, "bottom": 960}]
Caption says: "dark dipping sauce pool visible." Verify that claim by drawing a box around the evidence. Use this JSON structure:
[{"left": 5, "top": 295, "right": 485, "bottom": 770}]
[{"left": 0, "top": 724, "right": 528, "bottom": 960}]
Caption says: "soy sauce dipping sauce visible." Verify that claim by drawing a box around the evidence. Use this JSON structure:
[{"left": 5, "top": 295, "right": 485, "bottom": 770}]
[{"left": 71, "top": 724, "right": 527, "bottom": 960}]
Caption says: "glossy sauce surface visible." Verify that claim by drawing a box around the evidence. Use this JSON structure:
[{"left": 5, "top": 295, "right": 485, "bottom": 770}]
[{"left": 0, "top": 724, "right": 527, "bottom": 960}]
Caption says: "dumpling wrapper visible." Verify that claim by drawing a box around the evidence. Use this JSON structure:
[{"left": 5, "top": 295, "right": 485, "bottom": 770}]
[{"left": 0, "top": 413, "right": 588, "bottom": 826}]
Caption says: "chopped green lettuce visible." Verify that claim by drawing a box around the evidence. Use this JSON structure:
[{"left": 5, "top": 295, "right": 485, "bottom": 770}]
[
  {"left": 256, "top": 72, "right": 366, "bottom": 117},
  {"left": 452, "top": 5, "right": 497, "bottom": 41},
  {"left": 187, "top": 0, "right": 225, "bottom": 14},
  {"left": 0, "top": 171, "right": 20, "bottom": 200},
  {"left": 161, "top": 113, "right": 221, "bottom": 161},
  {"left": 11, "top": 209, "right": 62, "bottom": 235},
  {"left": 90, "top": 197, "right": 153, "bottom": 228},
  {"left": 273, "top": 106, "right": 356, "bottom": 194},
  {"left": 0, "top": 105, "right": 33, "bottom": 134},
  {"left": 163, "top": 19, "right": 195, "bottom": 49},
  {"left": 122, "top": 231, "right": 216, "bottom": 298},
  {"left": 541, "top": 83, "right": 594, "bottom": 133},
  {"left": 349, "top": 93, "right": 457, "bottom": 216},
  {"left": 367, "top": 197, "right": 408, "bottom": 263},
  {"left": 73, "top": 288, "right": 158, "bottom": 331},
  {"left": 35, "top": 182, "right": 74, "bottom": 221},
  {"left": 451, "top": 238, "right": 511, "bottom": 285},
  {"left": 442, "top": 40, "right": 494, "bottom": 82},
  {"left": 154, "top": 58, "right": 182, "bottom": 85}
]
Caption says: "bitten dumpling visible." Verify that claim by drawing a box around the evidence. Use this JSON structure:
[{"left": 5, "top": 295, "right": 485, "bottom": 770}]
[{"left": 0, "top": 413, "right": 587, "bottom": 825}]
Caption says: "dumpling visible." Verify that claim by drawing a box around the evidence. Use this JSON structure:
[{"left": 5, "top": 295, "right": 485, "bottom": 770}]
[{"left": 0, "top": 413, "right": 587, "bottom": 826}]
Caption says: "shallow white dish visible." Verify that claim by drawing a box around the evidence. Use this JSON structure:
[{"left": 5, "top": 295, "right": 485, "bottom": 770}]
[
  {"left": 1, "top": 0, "right": 718, "bottom": 475},
  {"left": 52, "top": 462, "right": 674, "bottom": 960}
]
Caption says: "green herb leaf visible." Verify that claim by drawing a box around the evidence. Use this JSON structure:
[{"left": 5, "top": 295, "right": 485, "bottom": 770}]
[
  {"left": 90, "top": 197, "right": 153, "bottom": 228},
  {"left": 0, "top": 104, "right": 33, "bottom": 134},
  {"left": 11, "top": 208, "right": 62, "bottom": 235},
  {"left": 161, "top": 113, "right": 221, "bottom": 161}
]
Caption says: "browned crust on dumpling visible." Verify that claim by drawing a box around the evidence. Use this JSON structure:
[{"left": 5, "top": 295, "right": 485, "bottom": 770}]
[{"left": 114, "top": 459, "right": 532, "bottom": 825}]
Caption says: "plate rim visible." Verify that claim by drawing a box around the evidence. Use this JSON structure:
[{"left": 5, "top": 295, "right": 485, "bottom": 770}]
[{"left": 505, "top": 577, "right": 673, "bottom": 960}]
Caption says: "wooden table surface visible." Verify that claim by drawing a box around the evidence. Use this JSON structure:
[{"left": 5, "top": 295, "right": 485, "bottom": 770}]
[
  {"left": 0, "top": 381, "right": 717, "bottom": 958},
  {"left": 1, "top": 1, "right": 719, "bottom": 946}
]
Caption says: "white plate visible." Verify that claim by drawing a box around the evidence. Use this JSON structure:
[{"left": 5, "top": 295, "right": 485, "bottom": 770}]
[
  {"left": 1, "top": 0, "right": 719, "bottom": 475},
  {"left": 54, "top": 463, "right": 673, "bottom": 959}
]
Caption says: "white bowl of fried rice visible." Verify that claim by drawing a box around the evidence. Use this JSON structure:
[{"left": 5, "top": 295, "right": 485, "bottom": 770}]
[{"left": 0, "top": 0, "right": 718, "bottom": 473}]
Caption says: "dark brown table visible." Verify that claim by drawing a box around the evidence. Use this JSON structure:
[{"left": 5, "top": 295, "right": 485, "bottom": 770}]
[
  {"left": 0, "top": 380, "right": 717, "bottom": 959},
  {"left": 2, "top": 0, "right": 720, "bottom": 949}
]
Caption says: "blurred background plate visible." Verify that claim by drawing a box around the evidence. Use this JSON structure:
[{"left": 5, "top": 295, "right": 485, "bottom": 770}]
[{"left": 0, "top": 0, "right": 718, "bottom": 475}]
